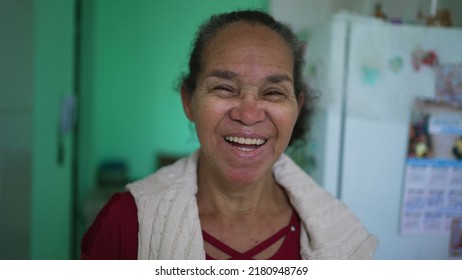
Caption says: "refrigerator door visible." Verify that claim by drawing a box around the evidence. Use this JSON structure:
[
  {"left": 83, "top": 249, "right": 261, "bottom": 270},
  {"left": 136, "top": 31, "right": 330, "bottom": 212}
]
[
  {"left": 340, "top": 21, "right": 462, "bottom": 259},
  {"left": 304, "top": 19, "right": 350, "bottom": 197}
]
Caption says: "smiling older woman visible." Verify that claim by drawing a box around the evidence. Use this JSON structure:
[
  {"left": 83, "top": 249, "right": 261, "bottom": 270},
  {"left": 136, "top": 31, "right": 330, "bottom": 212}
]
[{"left": 81, "top": 10, "right": 378, "bottom": 260}]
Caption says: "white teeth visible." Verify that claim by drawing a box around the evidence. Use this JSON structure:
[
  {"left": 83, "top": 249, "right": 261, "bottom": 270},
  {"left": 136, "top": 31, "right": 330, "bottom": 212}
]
[
  {"left": 225, "top": 136, "right": 266, "bottom": 146},
  {"left": 237, "top": 147, "right": 254, "bottom": 152}
]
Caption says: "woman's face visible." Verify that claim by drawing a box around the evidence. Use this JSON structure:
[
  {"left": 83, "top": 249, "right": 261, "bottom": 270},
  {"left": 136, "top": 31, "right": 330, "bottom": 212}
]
[{"left": 182, "top": 22, "right": 301, "bottom": 185}]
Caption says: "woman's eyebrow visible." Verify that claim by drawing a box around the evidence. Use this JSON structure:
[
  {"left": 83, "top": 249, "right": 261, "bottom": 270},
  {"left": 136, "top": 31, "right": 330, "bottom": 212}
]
[
  {"left": 206, "top": 71, "right": 293, "bottom": 84},
  {"left": 207, "top": 70, "right": 239, "bottom": 80},
  {"left": 266, "top": 74, "right": 293, "bottom": 84}
]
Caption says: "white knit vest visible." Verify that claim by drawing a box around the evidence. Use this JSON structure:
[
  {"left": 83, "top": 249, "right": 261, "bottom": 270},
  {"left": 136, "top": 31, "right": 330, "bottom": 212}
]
[{"left": 127, "top": 151, "right": 378, "bottom": 259}]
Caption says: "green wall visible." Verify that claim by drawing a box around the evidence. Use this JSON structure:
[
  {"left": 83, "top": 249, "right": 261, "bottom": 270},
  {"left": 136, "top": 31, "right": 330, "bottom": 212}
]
[
  {"left": 78, "top": 0, "right": 267, "bottom": 231},
  {"left": 31, "top": 0, "right": 75, "bottom": 259}
]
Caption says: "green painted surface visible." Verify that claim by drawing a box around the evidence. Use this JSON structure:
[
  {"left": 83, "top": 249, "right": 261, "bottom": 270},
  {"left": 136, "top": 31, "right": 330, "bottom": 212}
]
[{"left": 31, "top": 0, "right": 75, "bottom": 259}]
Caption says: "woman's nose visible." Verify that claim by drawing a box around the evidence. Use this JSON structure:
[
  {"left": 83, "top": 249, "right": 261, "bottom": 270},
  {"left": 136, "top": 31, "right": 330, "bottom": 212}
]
[{"left": 229, "top": 95, "right": 265, "bottom": 126}]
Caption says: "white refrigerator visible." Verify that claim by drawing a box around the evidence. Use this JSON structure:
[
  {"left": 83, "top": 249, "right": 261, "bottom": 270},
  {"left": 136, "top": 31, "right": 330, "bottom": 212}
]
[{"left": 303, "top": 14, "right": 462, "bottom": 259}]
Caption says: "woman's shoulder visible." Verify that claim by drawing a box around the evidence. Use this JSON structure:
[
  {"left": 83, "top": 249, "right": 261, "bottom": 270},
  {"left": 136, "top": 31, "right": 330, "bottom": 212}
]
[
  {"left": 127, "top": 152, "right": 200, "bottom": 199},
  {"left": 274, "top": 154, "right": 331, "bottom": 199},
  {"left": 80, "top": 192, "right": 138, "bottom": 259}
]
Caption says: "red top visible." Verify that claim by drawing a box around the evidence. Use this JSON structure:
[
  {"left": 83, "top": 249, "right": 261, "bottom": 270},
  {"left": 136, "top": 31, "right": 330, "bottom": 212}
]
[
  {"left": 81, "top": 192, "right": 138, "bottom": 259},
  {"left": 81, "top": 192, "right": 301, "bottom": 260},
  {"left": 203, "top": 211, "right": 301, "bottom": 260}
]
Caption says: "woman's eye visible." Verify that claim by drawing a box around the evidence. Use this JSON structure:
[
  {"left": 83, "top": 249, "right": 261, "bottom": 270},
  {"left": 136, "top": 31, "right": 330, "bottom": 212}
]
[
  {"left": 263, "top": 90, "right": 286, "bottom": 100},
  {"left": 212, "top": 85, "right": 235, "bottom": 94},
  {"left": 267, "top": 91, "right": 283, "bottom": 96},
  {"left": 215, "top": 85, "right": 232, "bottom": 91}
]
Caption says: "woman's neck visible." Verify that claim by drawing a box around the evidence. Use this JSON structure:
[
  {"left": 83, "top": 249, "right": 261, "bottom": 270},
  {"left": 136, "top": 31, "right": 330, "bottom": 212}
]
[{"left": 196, "top": 154, "right": 289, "bottom": 218}]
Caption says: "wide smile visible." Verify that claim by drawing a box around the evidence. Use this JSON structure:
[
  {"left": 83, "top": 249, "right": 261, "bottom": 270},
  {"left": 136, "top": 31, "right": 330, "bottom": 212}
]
[{"left": 224, "top": 136, "right": 267, "bottom": 152}]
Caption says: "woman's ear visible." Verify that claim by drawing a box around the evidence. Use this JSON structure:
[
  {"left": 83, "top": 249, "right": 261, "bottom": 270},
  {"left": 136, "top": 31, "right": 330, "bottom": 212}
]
[{"left": 181, "top": 84, "right": 194, "bottom": 122}]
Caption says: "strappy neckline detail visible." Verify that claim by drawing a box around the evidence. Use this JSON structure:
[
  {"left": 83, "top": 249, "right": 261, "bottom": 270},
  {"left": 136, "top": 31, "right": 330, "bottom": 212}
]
[{"left": 203, "top": 211, "right": 298, "bottom": 260}]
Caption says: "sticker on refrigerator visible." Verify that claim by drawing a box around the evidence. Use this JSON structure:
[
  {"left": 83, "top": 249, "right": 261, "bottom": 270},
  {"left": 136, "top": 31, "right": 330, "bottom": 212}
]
[
  {"left": 400, "top": 98, "right": 462, "bottom": 235},
  {"left": 435, "top": 63, "right": 462, "bottom": 103}
]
